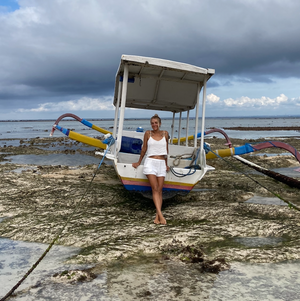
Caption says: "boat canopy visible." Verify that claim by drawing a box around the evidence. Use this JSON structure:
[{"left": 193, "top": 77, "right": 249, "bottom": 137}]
[{"left": 114, "top": 55, "right": 215, "bottom": 113}]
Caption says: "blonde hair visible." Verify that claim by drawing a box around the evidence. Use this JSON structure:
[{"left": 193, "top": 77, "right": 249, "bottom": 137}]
[{"left": 150, "top": 114, "right": 161, "bottom": 125}]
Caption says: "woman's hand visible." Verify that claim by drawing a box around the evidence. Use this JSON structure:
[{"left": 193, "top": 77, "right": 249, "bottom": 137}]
[
  {"left": 132, "top": 162, "right": 140, "bottom": 169},
  {"left": 166, "top": 165, "right": 170, "bottom": 172}
]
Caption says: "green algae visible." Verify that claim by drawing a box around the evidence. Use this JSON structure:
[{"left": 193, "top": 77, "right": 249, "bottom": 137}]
[
  {"left": 1, "top": 136, "right": 300, "bottom": 266},
  {"left": 204, "top": 237, "right": 245, "bottom": 254}
]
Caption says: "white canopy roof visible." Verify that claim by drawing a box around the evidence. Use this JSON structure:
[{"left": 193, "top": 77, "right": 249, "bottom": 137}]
[{"left": 114, "top": 55, "right": 215, "bottom": 113}]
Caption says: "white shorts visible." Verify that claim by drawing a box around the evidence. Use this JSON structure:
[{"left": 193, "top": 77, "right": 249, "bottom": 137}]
[{"left": 143, "top": 158, "right": 166, "bottom": 177}]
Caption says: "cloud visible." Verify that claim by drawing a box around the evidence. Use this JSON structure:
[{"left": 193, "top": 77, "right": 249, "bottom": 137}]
[
  {"left": 207, "top": 94, "right": 220, "bottom": 103},
  {"left": 17, "top": 96, "right": 114, "bottom": 113},
  {"left": 0, "top": 0, "right": 300, "bottom": 119},
  {"left": 292, "top": 96, "right": 300, "bottom": 106},
  {"left": 223, "top": 94, "right": 289, "bottom": 108}
]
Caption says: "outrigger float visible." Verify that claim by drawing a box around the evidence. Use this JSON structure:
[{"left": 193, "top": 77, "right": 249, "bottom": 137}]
[{"left": 50, "top": 55, "right": 300, "bottom": 198}]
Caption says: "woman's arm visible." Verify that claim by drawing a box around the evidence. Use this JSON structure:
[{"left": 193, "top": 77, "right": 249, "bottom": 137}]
[
  {"left": 165, "top": 131, "right": 170, "bottom": 172},
  {"left": 132, "top": 131, "right": 149, "bottom": 168}
]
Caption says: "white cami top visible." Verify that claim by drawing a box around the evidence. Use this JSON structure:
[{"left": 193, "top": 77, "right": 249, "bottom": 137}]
[{"left": 147, "top": 132, "right": 167, "bottom": 157}]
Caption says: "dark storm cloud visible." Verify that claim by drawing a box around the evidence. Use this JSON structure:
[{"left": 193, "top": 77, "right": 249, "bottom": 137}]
[{"left": 0, "top": 0, "right": 300, "bottom": 118}]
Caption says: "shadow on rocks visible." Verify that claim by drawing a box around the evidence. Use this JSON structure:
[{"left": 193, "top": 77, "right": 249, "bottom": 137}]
[{"left": 160, "top": 239, "right": 230, "bottom": 274}]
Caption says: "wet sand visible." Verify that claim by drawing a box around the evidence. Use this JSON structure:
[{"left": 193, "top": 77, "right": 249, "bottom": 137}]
[{"left": 1, "top": 135, "right": 300, "bottom": 299}]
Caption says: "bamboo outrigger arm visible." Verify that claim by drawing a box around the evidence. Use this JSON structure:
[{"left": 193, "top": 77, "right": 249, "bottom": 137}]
[{"left": 50, "top": 113, "right": 112, "bottom": 150}]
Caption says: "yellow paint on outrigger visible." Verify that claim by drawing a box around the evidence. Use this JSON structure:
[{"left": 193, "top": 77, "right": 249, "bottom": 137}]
[
  {"left": 205, "top": 148, "right": 235, "bottom": 159},
  {"left": 69, "top": 131, "right": 107, "bottom": 149},
  {"left": 171, "top": 135, "right": 194, "bottom": 144},
  {"left": 91, "top": 124, "right": 112, "bottom": 135}
]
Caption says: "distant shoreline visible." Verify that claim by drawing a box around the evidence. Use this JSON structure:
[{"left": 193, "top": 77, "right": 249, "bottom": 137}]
[
  {"left": 1, "top": 116, "right": 300, "bottom": 122},
  {"left": 0, "top": 118, "right": 158, "bottom": 122},
  {"left": 222, "top": 126, "right": 300, "bottom": 131}
]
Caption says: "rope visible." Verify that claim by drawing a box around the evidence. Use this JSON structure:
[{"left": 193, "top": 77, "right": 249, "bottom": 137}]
[
  {"left": 171, "top": 153, "right": 193, "bottom": 166},
  {"left": 0, "top": 138, "right": 115, "bottom": 301},
  {"left": 204, "top": 144, "right": 300, "bottom": 211},
  {"left": 169, "top": 145, "right": 206, "bottom": 177},
  {"left": 170, "top": 166, "right": 197, "bottom": 178},
  {"left": 171, "top": 149, "right": 199, "bottom": 167}
]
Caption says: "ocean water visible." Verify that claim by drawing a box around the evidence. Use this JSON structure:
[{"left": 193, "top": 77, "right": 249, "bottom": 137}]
[{"left": 0, "top": 116, "right": 300, "bottom": 140}]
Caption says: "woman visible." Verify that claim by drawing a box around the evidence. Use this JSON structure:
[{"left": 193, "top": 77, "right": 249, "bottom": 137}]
[{"left": 132, "top": 114, "right": 169, "bottom": 225}]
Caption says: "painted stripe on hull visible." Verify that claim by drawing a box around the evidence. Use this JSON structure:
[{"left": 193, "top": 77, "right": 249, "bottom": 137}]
[
  {"left": 121, "top": 177, "right": 194, "bottom": 188},
  {"left": 121, "top": 178, "right": 194, "bottom": 192},
  {"left": 123, "top": 184, "right": 191, "bottom": 192},
  {"left": 124, "top": 185, "right": 152, "bottom": 191},
  {"left": 122, "top": 180, "right": 151, "bottom": 187}
]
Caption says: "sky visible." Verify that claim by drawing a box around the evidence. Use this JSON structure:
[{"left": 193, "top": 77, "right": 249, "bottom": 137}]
[{"left": 0, "top": 0, "right": 300, "bottom": 120}]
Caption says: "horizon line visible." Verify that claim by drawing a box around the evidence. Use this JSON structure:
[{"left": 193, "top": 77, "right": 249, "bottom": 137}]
[{"left": 1, "top": 114, "right": 300, "bottom": 122}]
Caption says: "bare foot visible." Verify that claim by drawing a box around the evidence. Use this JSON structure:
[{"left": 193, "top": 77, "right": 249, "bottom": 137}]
[
  {"left": 154, "top": 213, "right": 160, "bottom": 224},
  {"left": 158, "top": 213, "right": 167, "bottom": 225},
  {"left": 159, "top": 217, "right": 167, "bottom": 225}
]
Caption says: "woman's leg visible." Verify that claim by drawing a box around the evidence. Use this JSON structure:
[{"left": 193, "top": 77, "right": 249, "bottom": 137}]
[{"left": 147, "top": 175, "right": 166, "bottom": 224}]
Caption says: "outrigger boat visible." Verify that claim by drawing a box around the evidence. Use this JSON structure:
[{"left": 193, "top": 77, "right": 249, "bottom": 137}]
[
  {"left": 51, "top": 55, "right": 215, "bottom": 198},
  {"left": 51, "top": 55, "right": 300, "bottom": 198}
]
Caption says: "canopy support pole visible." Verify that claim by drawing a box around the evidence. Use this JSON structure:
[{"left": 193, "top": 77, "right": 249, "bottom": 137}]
[
  {"left": 200, "top": 78, "right": 207, "bottom": 165},
  {"left": 112, "top": 80, "right": 122, "bottom": 156},
  {"left": 194, "top": 84, "right": 201, "bottom": 148},
  {"left": 186, "top": 110, "right": 190, "bottom": 146},
  {"left": 170, "top": 112, "right": 175, "bottom": 144},
  {"left": 116, "top": 64, "right": 129, "bottom": 153},
  {"left": 177, "top": 112, "right": 182, "bottom": 145}
]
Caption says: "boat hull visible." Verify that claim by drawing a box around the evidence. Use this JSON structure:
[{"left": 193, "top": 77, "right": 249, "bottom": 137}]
[{"left": 114, "top": 161, "right": 212, "bottom": 198}]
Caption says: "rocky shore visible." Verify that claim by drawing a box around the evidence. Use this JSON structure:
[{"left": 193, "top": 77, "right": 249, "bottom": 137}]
[{"left": 1, "top": 135, "right": 300, "bottom": 298}]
